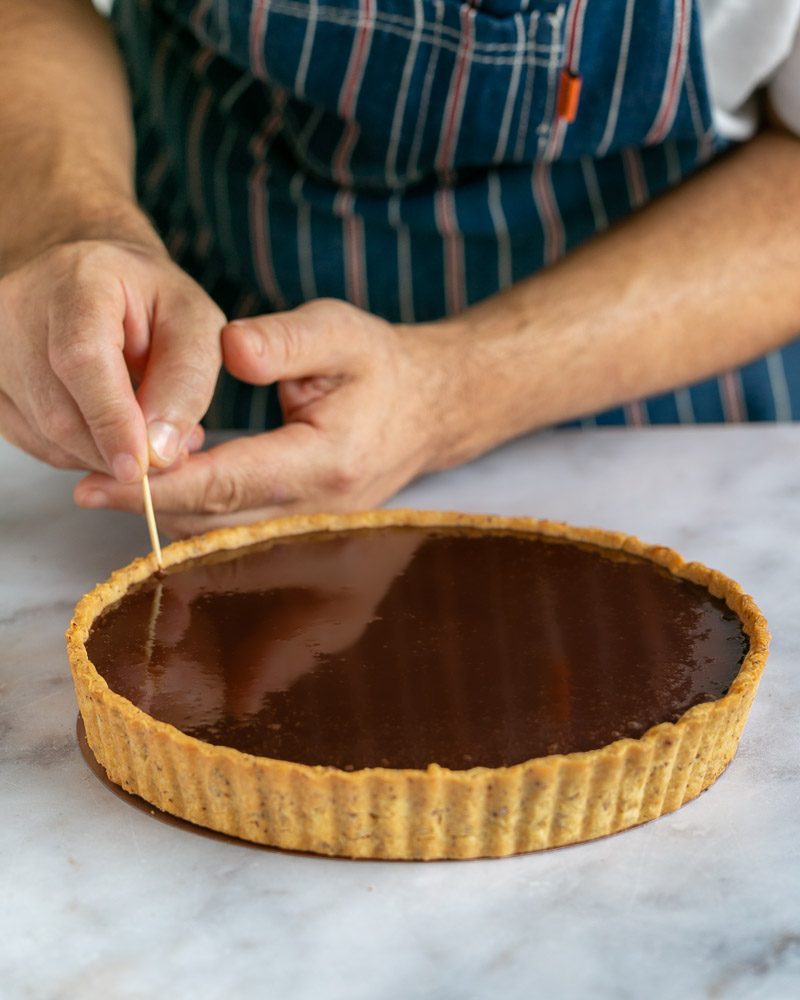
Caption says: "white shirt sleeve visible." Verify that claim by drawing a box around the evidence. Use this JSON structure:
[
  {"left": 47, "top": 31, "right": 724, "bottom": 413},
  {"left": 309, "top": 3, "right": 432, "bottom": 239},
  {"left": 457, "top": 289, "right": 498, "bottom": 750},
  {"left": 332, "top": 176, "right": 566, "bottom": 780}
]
[
  {"left": 699, "top": 0, "right": 800, "bottom": 139},
  {"left": 770, "top": 21, "right": 800, "bottom": 133}
]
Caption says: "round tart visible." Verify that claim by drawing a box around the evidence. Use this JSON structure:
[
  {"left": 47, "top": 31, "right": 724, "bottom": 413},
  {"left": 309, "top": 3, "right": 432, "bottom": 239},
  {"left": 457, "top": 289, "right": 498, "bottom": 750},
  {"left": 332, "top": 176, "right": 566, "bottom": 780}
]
[{"left": 66, "top": 510, "right": 769, "bottom": 860}]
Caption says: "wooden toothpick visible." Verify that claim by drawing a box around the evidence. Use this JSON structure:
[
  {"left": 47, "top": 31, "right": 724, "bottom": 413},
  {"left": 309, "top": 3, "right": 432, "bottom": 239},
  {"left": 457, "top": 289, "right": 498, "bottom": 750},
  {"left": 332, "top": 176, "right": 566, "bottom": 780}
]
[{"left": 141, "top": 474, "right": 163, "bottom": 571}]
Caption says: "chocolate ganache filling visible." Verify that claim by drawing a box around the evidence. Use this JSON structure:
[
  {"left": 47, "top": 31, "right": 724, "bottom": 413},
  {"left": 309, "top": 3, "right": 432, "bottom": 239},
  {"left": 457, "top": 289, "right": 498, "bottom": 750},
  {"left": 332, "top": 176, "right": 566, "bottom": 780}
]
[{"left": 86, "top": 526, "right": 748, "bottom": 771}]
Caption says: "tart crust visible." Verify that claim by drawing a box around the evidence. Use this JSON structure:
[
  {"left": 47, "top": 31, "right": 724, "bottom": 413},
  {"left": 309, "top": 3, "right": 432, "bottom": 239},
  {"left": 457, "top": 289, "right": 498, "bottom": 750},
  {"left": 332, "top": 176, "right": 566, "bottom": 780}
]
[{"left": 66, "top": 510, "right": 769, "bottom": 860}]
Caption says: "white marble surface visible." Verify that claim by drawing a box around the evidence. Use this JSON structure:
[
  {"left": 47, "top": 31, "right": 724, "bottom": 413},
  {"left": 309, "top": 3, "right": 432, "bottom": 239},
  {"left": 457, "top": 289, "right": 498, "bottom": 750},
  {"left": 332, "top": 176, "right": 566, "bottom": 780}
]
[{"left": 2, "top": 427, "right": 800, "bottom": 1000}]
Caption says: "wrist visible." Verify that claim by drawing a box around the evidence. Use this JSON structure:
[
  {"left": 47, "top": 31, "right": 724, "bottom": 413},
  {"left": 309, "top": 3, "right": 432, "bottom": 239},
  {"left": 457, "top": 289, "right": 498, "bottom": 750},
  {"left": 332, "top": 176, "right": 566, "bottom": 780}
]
[
  {"left": 0, "top": 188, "right": 165, "bottom": 276},
  {"left": 398, "top": 315, "right": 484, "bottom": 474},
  {"left": 402, "top": 298, "right": 562, "bottom": 473}
]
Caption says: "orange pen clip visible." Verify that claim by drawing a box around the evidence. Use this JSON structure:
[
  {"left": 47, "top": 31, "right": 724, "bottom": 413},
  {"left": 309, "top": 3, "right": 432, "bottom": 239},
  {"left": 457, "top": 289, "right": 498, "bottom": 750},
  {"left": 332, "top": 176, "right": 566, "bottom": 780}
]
[{"left": 556, "top": 69, "right": 582, "bottom": 123}]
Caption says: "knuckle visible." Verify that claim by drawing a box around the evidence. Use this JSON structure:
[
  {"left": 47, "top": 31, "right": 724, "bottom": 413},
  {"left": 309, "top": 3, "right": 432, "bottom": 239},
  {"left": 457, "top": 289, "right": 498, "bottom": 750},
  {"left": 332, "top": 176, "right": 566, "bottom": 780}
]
[
  {"left": 159, "top": 516, "right": 195, "bottom": 541},
  {"left": 304, "top": 298, "right": 351, "bottom": 322},
  {"left": 200, "top": 459, "right": 243, "bottom": 515},
  {"left": 305, "top": 298, "right": 363, "bottom": 338},
  {"left": 87, "top": 408, "right": 130, "bottom": 442},
  {"left": 62, "top": 241, "right": 113, "bottom": 280},
  {"left": 327, "top": 454, "right": 364, "bottom": 497},
  {"left": 187, "top": 293, "right": 226, "bottom": 332},
  {"left": 169, "top": 360, "right": 216, "bottom": 404},
  {"left": 49, "top": 336, "right": 101, "bottom": 380},
  {"left": 50, "top": 248, "right": 106, "bottom": 306},
  {"left": 49, "top": 257, "right": 120, "bottom": 349},
  {"left": 39, "top": 406, "right": 79, "bottom": 446},
  {"left": 268, "top": 314, "right": 307, "bottom": 368},
  {"left": 67, "top": 245, "right": 101, "bottom": 281}
]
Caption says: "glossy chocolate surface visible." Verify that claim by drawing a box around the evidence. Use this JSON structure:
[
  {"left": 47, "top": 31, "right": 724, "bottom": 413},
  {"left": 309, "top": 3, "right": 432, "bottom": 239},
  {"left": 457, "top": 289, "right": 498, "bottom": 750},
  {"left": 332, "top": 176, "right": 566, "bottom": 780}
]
[{"left": 87, "top": 526, "right": 748, "bottom": 770}]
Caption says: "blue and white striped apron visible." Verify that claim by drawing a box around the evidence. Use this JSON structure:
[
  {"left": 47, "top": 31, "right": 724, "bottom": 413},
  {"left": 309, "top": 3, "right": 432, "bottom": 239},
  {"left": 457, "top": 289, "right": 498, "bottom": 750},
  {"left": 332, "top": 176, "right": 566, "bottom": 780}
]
[{"left": 112, "top": 0, "right": 800, "bottom": 428}]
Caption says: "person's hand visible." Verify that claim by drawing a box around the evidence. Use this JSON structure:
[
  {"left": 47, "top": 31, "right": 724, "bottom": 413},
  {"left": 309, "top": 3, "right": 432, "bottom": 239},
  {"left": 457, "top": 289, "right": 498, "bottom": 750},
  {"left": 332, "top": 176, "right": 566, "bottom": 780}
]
[
  {"left": 0, "top": 236, "right": 225, "bottom": 481},
  {"left": 74, "top": 298, "right": 463, "bottom": 536}
]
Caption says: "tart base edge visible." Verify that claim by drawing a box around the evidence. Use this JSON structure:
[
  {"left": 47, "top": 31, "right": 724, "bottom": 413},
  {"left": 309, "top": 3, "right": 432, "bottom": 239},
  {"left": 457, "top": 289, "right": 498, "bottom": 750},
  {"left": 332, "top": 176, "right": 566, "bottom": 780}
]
[{"left": 66, "top": 510, "right": 769, "bottom": 860}]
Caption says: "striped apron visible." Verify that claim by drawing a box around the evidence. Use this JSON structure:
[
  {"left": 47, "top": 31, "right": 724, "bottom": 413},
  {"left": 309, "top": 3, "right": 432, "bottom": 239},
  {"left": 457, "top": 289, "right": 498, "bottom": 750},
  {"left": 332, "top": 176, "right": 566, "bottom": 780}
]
[{"left": 112, "top": 0, "right": 800, "bottom": 428}]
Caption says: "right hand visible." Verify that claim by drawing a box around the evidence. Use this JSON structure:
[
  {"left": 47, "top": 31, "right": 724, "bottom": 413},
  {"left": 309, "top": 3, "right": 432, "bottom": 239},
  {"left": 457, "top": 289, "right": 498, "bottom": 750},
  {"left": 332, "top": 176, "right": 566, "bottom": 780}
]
[{"left": 0, "top": 235, "right": 225, "bottom": 481}]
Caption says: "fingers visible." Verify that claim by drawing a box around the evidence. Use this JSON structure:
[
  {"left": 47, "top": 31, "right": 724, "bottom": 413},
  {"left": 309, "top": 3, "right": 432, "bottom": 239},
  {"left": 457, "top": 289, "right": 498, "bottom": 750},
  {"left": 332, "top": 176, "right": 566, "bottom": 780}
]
[
  {"left": 1, "top": 241, "right": 225, "bottom": 483},
  {"left": 47, "top": 281, "right": 148, "bottom": 482},
  {"left": 278, "top": 376, "right": 344, "bottom": 416},
  {"left": 157, "top": 509, "right": 282, "bottom": 539},
  {"left": 186, "top": 423, "right": 206, "bottom": 453},
  {"left": 70, "top": 300, "right": 419, "bottom": 529},
  {"left": 74, "top": 422, "right": 326, "bottom": 516},
  {"left": 20, "top": 376, "right": 105, "bottom": 472},
  {"left": 222, "top": 299, "right": 371, "bottom": 386},
  {"left": 136, "top": 285, "right": 224, "bottom": 468},
  {"left": 0, "top": 389, "right": 85, "bottom": 470}
]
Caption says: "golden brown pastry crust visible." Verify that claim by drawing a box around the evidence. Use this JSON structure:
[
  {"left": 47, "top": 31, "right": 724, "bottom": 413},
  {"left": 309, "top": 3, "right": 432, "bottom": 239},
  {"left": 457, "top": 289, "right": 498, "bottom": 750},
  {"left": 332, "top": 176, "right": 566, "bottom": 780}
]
[{"left": 66, "top": 510, "right": 770, "bottom": 859}]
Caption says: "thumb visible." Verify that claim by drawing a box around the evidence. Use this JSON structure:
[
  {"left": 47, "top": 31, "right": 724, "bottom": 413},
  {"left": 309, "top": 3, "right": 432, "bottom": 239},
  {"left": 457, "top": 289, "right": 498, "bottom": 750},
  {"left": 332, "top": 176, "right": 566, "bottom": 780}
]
[
  {"left": 222, "top": 300, "right": 366, "bottom": 386},
  {"left": 136, "top": 287, "right": 225, "bottom": 468}
]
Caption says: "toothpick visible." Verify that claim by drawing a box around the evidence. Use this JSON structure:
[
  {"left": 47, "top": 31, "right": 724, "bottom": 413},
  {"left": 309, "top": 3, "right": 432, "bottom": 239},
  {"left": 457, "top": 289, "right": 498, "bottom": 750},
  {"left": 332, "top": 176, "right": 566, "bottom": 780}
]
[{"left": 141, "top": 474, "right": 163, "bottom": 570}]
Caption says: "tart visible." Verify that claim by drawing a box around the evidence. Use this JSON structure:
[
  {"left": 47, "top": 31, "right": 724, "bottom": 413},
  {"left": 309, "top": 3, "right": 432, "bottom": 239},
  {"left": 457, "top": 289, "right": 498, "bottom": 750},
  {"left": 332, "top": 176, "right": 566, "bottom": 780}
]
[{"left": 66, "top": 510, "right": 769, "bottom": 860}]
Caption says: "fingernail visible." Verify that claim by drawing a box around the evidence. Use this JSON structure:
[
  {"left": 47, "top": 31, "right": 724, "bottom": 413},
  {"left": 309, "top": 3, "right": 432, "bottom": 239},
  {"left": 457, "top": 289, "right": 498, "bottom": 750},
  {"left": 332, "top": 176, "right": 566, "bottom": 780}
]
[
  {"left": 148, "top": 420, "right": 181, "bottom": 465},
  {"left": 112, "top": 452, "right": 142, "bottom": 484},
  {"left": 78, "top": 489, "right": 109, "bottom": 509}
]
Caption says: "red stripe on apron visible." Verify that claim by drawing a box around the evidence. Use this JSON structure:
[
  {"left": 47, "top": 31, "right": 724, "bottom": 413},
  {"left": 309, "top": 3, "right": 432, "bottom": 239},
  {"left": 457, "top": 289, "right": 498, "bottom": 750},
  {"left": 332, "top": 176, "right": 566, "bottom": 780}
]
[
  {"left": 532, "top": 161, "right": 564, "bottom": 265},
  {"left": 335, "top": 190, "right": 369, "bottom": 309},
  {"left": 624, "top": 399, "right": 648, "bottom": 425},
  {"left": 187, "top": 86, "right": 213, "bottom": 220},
  {"left": 719, "top": 370, "right": 746, "bottom": 422},
  {"left": 435, "top": 5, "right": 475, "bottom": 313},
  {"left": 333, "top": 0, "right": 374, "bottom": 185},
  {"left": 436, "top": 187, "right": 465, "bottom": 313},
  {"left": 248, "top": 92, "right": 288, "bottom": 309},
  {"left": 546, "top": 0, "right": 588, "bottom": 159},
  {"left": 435, "top": 6, "right": 475, "bottom": 174},
  {"left": 248, "top": 1, "right": 269, "bottom": 81},
  {"left": 622, "top": 146, "right": 648, "bottom": 208},
  {"left": 645, "top": 0, "right": 688, "bottom": 144},
  {"left": 332, "top": 0, "right": 374, "bottom": 309},
  {"left": 190, "top": 0, "right": 214, "bottom": 34}
]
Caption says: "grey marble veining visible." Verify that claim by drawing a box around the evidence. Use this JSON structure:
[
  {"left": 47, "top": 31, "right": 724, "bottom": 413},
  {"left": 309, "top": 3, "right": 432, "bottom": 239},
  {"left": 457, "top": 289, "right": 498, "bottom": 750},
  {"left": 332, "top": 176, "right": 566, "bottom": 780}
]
[{"left": 1, "top": 427, "right": 799, "bottom": 1000}]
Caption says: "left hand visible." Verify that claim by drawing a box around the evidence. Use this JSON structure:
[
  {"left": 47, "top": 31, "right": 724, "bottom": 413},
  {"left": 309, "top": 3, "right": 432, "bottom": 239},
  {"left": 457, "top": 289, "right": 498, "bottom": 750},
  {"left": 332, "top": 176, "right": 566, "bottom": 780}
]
[{"left": 74, "top": 299, "right": 460, "bottom": 537}]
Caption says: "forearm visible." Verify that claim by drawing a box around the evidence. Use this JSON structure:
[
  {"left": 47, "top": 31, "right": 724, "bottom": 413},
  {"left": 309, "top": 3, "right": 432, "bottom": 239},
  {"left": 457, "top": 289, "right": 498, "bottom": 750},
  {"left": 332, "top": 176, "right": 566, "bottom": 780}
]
[
  {"left": 0, "top": 0, "right": 160, "bottom": 273},
  {"left": 428, "top": 128, "right": 800, "bottom": 467}
]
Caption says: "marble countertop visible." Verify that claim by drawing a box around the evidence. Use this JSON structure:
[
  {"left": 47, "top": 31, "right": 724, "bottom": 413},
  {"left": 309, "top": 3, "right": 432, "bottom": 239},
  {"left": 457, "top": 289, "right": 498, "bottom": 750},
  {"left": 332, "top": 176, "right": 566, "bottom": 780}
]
[{"left": 2, "top": 427, "right": 799, "bottom": 999}]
